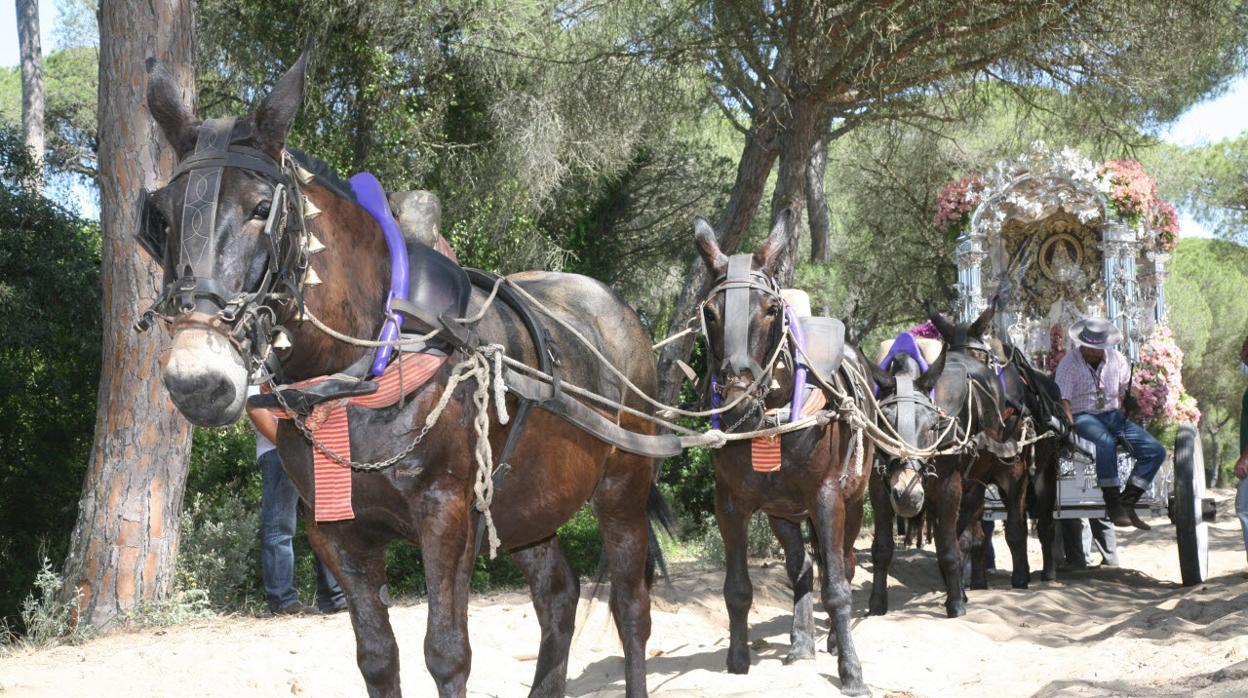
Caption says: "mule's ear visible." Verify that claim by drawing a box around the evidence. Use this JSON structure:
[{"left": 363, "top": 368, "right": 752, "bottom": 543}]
[
  {"left": 870, "top": 362, "right": 896, "bottom": 393},
  {"left": 254, "top": 40, "right": 312, "bottom": 156},
  {"left": 694, "top": 216, "right": 728, "bottom": 276},
  {"left": 754, "top": 208, "right": 792, "bottom": 273},
  {"left": 917, "top": 347, "right": 947, "bottom": 393},
  {"left": 925, "top": 304, "right": 956, "bottom": 342},
  {"left": 969, "top": 303, "right": 995, "bottom": 338},
  {"left": 146, "top": 58, "right": 199, "bottom": 156}
]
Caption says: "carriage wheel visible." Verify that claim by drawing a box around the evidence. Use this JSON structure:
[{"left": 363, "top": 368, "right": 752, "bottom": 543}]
[{"left": 1172, "top": 424, "right": 1209, "bottom": 586}]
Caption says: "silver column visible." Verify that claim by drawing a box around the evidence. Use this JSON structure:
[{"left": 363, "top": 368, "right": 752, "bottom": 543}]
[{"left": 956, "top": 234, "right": 988, "bottom": 323}]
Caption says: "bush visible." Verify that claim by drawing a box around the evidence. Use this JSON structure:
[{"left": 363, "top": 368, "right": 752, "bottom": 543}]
[
  {"left": 700, "top": 512, "right": 785, "bottom": 567},
  {"left": 177, "top": 492, "right": 261, "bottom": 609},
  {"left": 3, "top": 556, "right": 93, "bottom": 649}
]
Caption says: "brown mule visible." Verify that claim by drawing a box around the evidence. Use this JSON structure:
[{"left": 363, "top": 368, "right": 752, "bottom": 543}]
[
  {"left": 691, "top": 211, "right": 873, "bottom": 696},
  {"left": 142, "top": 47, "right": 660, "bottom": 697}
]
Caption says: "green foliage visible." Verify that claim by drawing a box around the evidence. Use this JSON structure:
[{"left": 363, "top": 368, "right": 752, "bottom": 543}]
[
  {"left": 2, "top": 557, "right": 94, "bottom": 650},
  {"left": 0, "top": 46, "right": 100, "bottom": 180},
  {"left": 177, "top": 492, "right": 262, "bottom": 609},
  {"left": 0, "top": 129, "right": 101, "bottom": 629},
  {"left": 1166, "top": 238, "right": 1248, "bottom": 476}
]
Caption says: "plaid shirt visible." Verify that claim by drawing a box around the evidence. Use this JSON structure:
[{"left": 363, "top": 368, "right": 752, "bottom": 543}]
[{"left": 1054, "top": 347, "right": 1128, "bottom": 415}]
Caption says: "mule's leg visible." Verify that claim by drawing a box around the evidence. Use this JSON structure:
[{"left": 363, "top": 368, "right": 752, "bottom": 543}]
[
  {"left": 592, "top": 454, "right": 653, "bottom": 698},
  {"left": 511, "top": 535, "right": 579, "bottom": 698},
  {"left": 416, "top": 498, "right": 475, "bottom": 698},
  {"left": 934, "top": 468, "right": 967, "bottom": 618},
  {"left": 960, "top": 485, "right": 988, "bottom": 591},
  {"left": 306, "top": 521, "right": 401, "bottom": 698},
  {"left": 1034, "top": 450, "right": 1059, "bottom": 582},
  {"left": 867, "top": 471, "right": 894, "bottom": 616},
  {"left": 812, "top": 483, "right": 868, "bottom": 696},
  {"left": 999, "top": 470, "right": 1031, "bottom": 589},
  {"left": 768, "top": 516, "right": 816, "bottom": 663},
  {"left": 841, "top": 494, "right": 865, "bottom": 585},
  {"left": 714, "top": 482, "right": 753, "bottom": 674}
]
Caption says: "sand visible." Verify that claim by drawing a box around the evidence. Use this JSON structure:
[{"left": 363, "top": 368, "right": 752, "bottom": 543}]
[{"left": 3, "top": 490, "right": 1248, "bottom": 698}]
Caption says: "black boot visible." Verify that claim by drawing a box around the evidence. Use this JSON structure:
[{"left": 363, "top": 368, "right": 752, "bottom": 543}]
[
  {"left": 1119, "top": 484, "right": 1152, "bottom": 530},
  {"left": 1102, "top": 487, "right": 1133, "bottom": 528}
]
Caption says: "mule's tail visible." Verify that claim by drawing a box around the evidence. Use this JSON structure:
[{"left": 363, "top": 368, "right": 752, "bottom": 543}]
[{"left": 644, "top": 481, "right": 676, "bottom": 588}]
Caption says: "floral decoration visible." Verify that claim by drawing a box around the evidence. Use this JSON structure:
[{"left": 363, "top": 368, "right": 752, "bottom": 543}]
[
  {"left": 1151, "top": 201, "right": 1180, "bottom": 253},
  {"left": 1096, "top": 159, "right": 1158, "bottom": 225},
  {"left": 1131, "top": 326, "right": 1200, "bottom": 428},
  {"left": 934, "top": 175, "right": 983, "bottom": 240},
  {"left": 907, "top": 319, "right": 943, "bottom": 340}
]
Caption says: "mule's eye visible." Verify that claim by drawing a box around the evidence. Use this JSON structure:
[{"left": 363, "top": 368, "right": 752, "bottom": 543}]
[
  {"left": 702, "top": 304, "right": 719, "bottom": 325},
  {"left": 252, "top": 201, "right": 272, "bottom": 220},
  {"left": 766, "top": 303, "right": 781, "bottom": 317}
]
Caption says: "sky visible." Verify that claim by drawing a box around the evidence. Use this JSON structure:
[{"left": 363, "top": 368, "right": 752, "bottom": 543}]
[{"left": 2, "top": 3, "right": 1247, "bottom": 231}]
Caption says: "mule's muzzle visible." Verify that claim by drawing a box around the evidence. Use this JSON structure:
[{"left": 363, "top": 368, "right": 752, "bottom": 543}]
[
  {"left": 162, "top": 317, "right": 249, "bottom": 427},
  {"left": 889, "top": 461, "right": 926, "bottom": 518}
]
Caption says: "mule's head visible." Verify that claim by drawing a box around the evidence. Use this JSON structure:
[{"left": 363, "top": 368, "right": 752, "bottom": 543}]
[
  {"left": 140, "top": 48, "right": 311, "bottom": 426},
  {"left": 871, "top": 349, "right": 947, "bottom": 517},
  {"left": 693, "top": 210, "right": 793, "bottom": 429},
  {"left": 927, "top": 303, "right": 994, "bottom": 361}
]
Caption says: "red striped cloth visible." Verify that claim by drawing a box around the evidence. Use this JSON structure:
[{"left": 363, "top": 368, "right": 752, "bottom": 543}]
[
  {"left": 268, "top": 351, "right": 448, "bottom": 521},
  {"left": 749, "top": 388, "right": 829, "bottom": 473}
]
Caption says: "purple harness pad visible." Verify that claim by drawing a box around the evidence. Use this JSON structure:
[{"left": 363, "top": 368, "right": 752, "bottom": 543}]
[
  {"left": 348, "top": 173, "right": 410, "bottom": 376},
  {"left": 876, "top": 332, "right": 930, "bottom": 396}
]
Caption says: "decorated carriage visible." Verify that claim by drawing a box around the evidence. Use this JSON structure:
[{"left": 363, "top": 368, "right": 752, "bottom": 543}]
[{"left": 940, "top": 142, "right": 1212, "bottom": 585}]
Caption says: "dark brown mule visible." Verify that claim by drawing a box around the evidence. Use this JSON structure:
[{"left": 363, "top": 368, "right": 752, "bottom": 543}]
[
  {"left": 142, "top": 50, "right": 659, "bottom": 697},
  {"left": 868, "top": 306, "right": 1031, "bottom": 618},
  {"left": 692, "top": 212, "right": 873, "bottom": 696},
  {"left": 926, "top": 306, "right": 1068, "bottom": 591}
]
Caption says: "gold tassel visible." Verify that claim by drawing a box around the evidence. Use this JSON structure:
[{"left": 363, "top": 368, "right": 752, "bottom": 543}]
[
  {"left": 303, "top": 198, "right": 322, "bottom": 220},
  {"left": 304, "top": 267, "right": 323, "bottom": 286},
  {"left": 306, "top": 235, "right": 326, "bottom": 254}
]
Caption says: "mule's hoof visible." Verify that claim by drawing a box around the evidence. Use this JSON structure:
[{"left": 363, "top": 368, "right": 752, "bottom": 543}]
[
  {"left": 726, "top": 650, "right": 750, "bottom": 675},
  {"left": 945, "top": 604, "right": 966, "bottom": 619},
  {"left": 867, "top": 599, "right": 888, "bottom": 616},
  {"left": 1040, "top": 570, "right": 1056, "bottom": 582},
  {"left": 839, "top": 678, "right": 871, "bottom": 696},
  {"left": 1011, "top": 577, "right": 1029, "bottom": 590},
  {"left": 784, "top": 646, "right": 816, "bottom": 665}
]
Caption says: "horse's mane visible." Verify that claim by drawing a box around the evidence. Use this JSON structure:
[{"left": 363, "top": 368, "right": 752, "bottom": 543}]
[{"left": 287, "top": 148, "right": 357, "bottom": 202}]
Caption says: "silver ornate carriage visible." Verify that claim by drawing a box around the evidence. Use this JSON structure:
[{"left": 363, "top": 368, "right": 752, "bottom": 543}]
[{"left": 952, "top": 143, "right": 1210, "bottom": 585}]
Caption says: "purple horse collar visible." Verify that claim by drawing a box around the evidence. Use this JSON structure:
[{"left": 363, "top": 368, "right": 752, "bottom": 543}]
[{"left": 348, "top": 173, "right": 409, "bottom": 377}]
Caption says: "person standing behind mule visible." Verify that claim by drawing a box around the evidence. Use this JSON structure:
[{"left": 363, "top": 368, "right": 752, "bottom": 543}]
[
  {"left": 247, "top": 386, "right": 347, "bottom": 614},
  {"left": 1055, "top": 318, "right": 1166, "bottom": 530},
  {"left": 1234, "top": 336, "right": 1248, "bottom": 561}
]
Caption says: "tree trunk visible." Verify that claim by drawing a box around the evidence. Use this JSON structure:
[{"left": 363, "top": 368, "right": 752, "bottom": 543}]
[
  {"left": 60, "top": 0, "right": 196, "bottom": 628},
  {"left": 654, "top": 120, "right": 780, "bottom": 412},
  {"left": 768, "top": 98, "right": 822, "bottom": 287},
  {"left": 806, "top": 135, "right": 830, "bottom": 265},
  {"left": 16, "top": 0, "right": 46, "bottom": 185}
]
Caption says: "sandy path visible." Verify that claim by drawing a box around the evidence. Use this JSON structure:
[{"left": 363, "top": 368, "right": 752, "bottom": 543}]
[{"left": 3, "top": 491, "right": 1248, "bottom": 698}]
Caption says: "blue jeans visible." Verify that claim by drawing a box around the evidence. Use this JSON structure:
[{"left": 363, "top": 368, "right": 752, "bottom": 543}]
[
  {"left": 1072, "top": 410, "right": 1166, "bottom": 490},
  {"left": 259, "top": 450, "right": 345, "bottom": 612},
  {"left": 1236, "top": 476, "right": 1248, "bottom": 558}
]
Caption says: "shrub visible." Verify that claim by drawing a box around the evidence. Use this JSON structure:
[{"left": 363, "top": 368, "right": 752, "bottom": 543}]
[{"left": 177, "top": 492, "right": 261, "bottom": 609}]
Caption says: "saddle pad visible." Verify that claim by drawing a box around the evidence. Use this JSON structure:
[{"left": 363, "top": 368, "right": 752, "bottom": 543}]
[
  {"left": 750, "top": 387, "right": 828, "bottom": 473},
  {"left": 269, "top": 351, "right": 448, "bottom": 521}
]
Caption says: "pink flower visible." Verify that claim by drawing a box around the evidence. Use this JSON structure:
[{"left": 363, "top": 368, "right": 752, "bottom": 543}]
[{"left": 933, "top": 176, "right": 984, "bottom": 237}]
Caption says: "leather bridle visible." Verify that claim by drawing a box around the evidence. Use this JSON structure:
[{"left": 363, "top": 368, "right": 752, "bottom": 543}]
[
  {"left": 134, "top": 117, "right": 314, "bottom": 376},
  {"left": 698, "top": 254, "right": 789, "bottom": 430}
]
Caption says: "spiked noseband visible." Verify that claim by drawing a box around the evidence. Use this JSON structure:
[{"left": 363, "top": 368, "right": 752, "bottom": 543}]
[{"left": 134, "top": 117, "right": 316, "bottom": 375}]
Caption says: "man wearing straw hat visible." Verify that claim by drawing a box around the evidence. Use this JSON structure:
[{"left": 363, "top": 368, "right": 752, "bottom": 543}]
[{"left": 1055, "top": 318, "right": 1165, "bottom": 530}]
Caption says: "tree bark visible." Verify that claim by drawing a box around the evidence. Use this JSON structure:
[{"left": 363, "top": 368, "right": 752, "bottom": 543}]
[
  {"left": 654, "top": 120, "right": 780, "bottom": 411},
  {"left": 16, "top": 0, "right": 46, "bottom": 185},
  {"left": 768, "top": 97, "right": 822, "bottom": 287},
  {"left": 61, "top": 0, "right": 196, "bottom": 628},
  {"left": 806, "top": 135, "right": 830, "bottom": 264}
]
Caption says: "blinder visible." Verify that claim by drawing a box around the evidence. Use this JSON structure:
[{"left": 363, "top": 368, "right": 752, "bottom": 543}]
[
  {"left": 705, "top": 253, "right": 784, "bottom": 382},
  {"left": 132, "top": 116, "right": 310, "bottom": 374}
]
